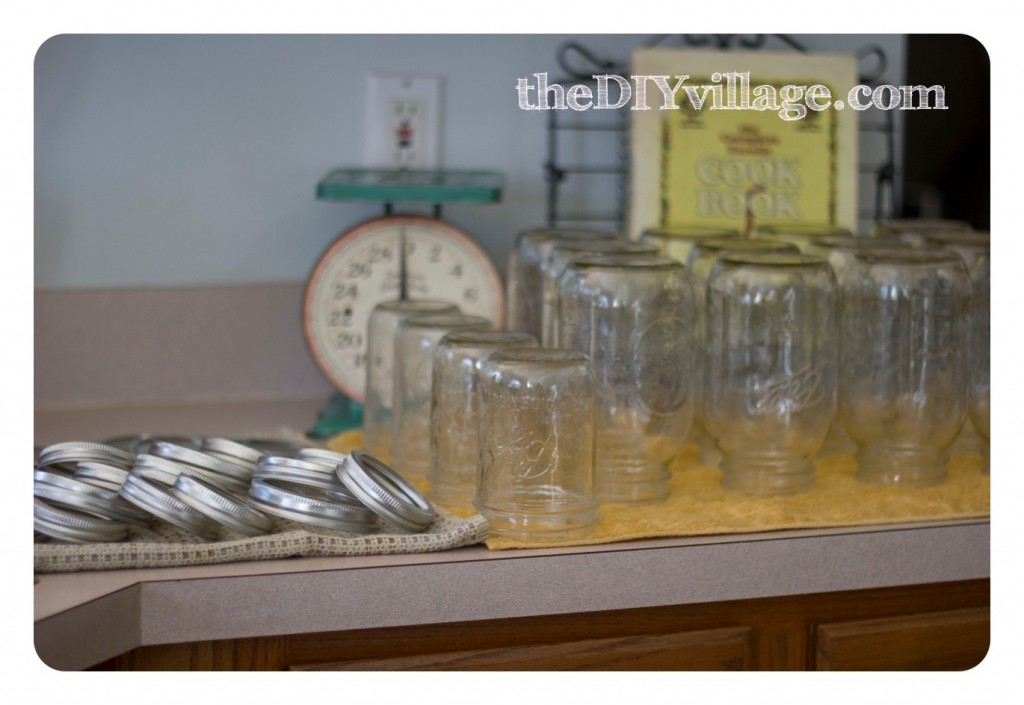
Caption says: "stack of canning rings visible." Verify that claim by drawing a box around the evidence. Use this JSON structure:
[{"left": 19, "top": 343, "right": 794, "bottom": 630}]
[{"left": 34, "top": 439, "right": 436, "bottom": 544}]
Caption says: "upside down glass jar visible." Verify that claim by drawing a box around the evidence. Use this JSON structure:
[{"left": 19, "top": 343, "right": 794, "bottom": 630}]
[
  {"left": 968, "top": 248, "right": 990, "bottom": 473},
  {"left": 558, "top": 255, "right": 699, "bottom": 503},
  {"left": 505, "top": 227, "right": 618, "bottom": 340},
  {"left": 363, "top": 300, "right": 459, "bottom": 462},
  {"left": 640, "top": 225, "right": 739, "bottom": 265},
  {"left": 703, "top": 253, "right": 838, "bottom": 494},
  {"left": 839, "top": 250, "right": 973, "bottom": 485},
  {"left": 391, "top": 312, "right": 491, "bottom": 483},
  {"left": 429, "top": 330, "right": 538, "bottom": 510},
  {"left": 475, "top": 348, "right": 598, "bottom": 542},
  {"left": 541, "top": 239, "right": 660, "bottom": 347}
]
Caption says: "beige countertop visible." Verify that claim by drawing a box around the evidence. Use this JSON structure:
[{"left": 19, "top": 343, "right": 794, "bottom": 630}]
[{"left": 32, "top": 398, "right": 991, "bottom": 671}]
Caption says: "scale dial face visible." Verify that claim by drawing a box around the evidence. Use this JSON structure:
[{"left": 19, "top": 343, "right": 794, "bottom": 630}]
[{"left": 303, "top": 215, "right": 504, "bottom": 402}]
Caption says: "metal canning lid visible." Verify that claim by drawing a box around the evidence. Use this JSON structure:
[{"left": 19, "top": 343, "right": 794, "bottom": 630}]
[
  {"left": 201, "top": 437, "right": 265, "bottom": 465},
  {"left": 102, "top": 434, "right": 203, "bottom": 454},
  {"left": 296, "top": 448, "right": 349, "bottom": 467},
  {"left": 34, "top": 498, "right": 130, "bottom": 544},
  {"left": 150, "top": 441, "right": 253, "bottom": 481},
  {"left": 38, "top": 444, "right": 135, "bottom": 473},
  {"left": 119, "top": 474, "right": 221, "bottom": 541},
  {"left": 171, "top": 474, "right": 275, "bottom": 537},
  {"left": 34, "top": 469, "right": 152, "bottom": 527},
  {"left": 74, "top": 462, "right": 130, "bottom": 492},
  {"left": 248, "top": 477, "right": 377, "bottom": 532},
  {"left": 38, "top": 441, "right": 136, "bottom": 468},
  {"left": 337, "top": 452, "right": 435, "bottom": 532},
  {"left": 132, "top": 453, "right": 248, "bottom": 494},
  {"left": 253, "top": 459, "right": 356, "bottom": 498}
]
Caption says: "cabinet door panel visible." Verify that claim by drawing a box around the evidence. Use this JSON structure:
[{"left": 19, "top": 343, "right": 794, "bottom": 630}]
[
  {"left": 294, "top": 627, "right": 754, "bottom": 671},
  {"left": 815, "top": 607, "right": 989, "bottom": 670}
]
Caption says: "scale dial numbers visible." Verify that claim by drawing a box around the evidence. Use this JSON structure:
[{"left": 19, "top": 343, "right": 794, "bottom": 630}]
[{"left": 303, "top": 215, "right": 504, "bottom": 402}]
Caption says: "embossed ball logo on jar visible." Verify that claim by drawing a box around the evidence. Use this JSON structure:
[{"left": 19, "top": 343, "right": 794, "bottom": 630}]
[{"left": 633, "top": 316, "right": 691, "bottom": 414}]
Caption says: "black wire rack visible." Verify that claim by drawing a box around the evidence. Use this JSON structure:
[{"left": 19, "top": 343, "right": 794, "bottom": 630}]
[{"left": 543, "top": 35, "right": 898, "bottom": 233}]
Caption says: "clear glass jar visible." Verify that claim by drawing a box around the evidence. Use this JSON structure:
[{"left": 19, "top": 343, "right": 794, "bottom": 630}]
[
  {"left": 871, "top": 218, "right": 973, "bottom": 247},
  {"left": 804, "top": 235, "right": 913, "bottom": 285},
  {"left": 839, "top": 250, "right": 972, "bottom": 485},
  {"left": 704, "top": 253, "right": 838, "bottom": 493},
  {"left": 363, "top": 300, "right": 459, "bottom": 462},
  {"left": 558, "top": 255, "right": 698, "bottom": 503},
  {"left": 967, "top": 248, "right": 990, "bottom": 472},
  {"left": 752, "top": 223, "right": 853, "bottom": 253},
  {"left": 429, "top": 330, "right": 538, "bottom": 510},
  {"left": 505, "top": 227, "right": 618, "bottom": 340},
  {"left": 391, "top": 312, "right": 491, "bottom": 483},
  {"left": 686, "top": 237, "right": 801, "bottom": 465},
  {"left": 541, "top": 239, "right": 659, "bottom": 346},
  {"left": 640, "top": 225, "right": 739, "bottom": 264},
  {"left": 476, "top": 348, "right": 598, "bottom": 541}
]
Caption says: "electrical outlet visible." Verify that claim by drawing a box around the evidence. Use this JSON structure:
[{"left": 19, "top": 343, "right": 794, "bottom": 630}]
[{"left": 365, "top": 74, "right": 443, "bottom": 169}]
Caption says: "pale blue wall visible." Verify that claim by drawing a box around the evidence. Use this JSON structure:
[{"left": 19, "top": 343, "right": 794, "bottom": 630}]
[{"left": 34, "top": 34, "right": 905, "bottom": 289}]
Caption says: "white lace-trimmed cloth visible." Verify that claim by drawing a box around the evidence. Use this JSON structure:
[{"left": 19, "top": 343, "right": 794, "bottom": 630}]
[{"left": 34, "top": 511, "right": 489, "bottom": 573}]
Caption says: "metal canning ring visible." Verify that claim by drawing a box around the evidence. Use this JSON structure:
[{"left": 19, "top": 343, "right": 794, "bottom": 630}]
[
  {"left": 74, "top": 461, "right": 130, "bottom": 492},
  {"left": 38, "top": 441, "right": 136, "bottom": 468},
  {"left": 150, "top": 441, "right": 253, "bottom": 481},
  {"left": 34, "top": 498, "right": 130, "bottom": 544},
  {"left": 296, "top": 448, "right": 349, "bottom": 468},
  {"left": 101, "top": 434, "right": 203, "bottom": 455},
  {"left": 132, "top": 453, "right": 247, "bottom": 494},
  {"left": 34, "top": 469, "right": 152, "bottom": 527},
  {"left": 337, "top": 452, "right": 435, "bottom": 532},
  {"left": 119, "top": 474, "right": 221, "bottom": 541},
  {"left": 171, "top": 474, "right": 275, "bottom": 537},
  {"left": 201, "top": 437, "right": 265, "bottom": 465},
  {"left": 253, "top": 456, "right": 357, "bottom": 499},
  {"left": 248, "top": 477, "right": 377, "bottom": 533}
]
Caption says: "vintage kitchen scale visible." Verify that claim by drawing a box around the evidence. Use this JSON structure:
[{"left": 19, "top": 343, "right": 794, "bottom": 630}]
[{"left": 304, "top": 168, "right": 505, "bottom": 436}]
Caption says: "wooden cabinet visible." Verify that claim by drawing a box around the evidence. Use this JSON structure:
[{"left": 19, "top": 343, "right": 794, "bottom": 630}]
[{"left": 102, "top": 578, "right": 988, "bottom": 671}]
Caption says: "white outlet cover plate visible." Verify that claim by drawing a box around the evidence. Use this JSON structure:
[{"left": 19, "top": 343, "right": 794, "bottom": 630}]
[{"left": 364, "top": 74, "right": 443, "bottom": 169}]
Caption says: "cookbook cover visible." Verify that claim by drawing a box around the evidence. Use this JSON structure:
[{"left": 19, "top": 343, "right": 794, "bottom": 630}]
[{"left": 628, "top": 47, "right": 859, "bottom": 239}]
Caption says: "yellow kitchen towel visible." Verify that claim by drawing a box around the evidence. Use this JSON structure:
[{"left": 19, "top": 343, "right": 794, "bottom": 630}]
[{"left": 326, "top": 431, "right": 990, "bottom": 551}]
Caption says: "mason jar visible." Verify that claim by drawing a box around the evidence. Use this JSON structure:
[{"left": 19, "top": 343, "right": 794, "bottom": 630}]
[
  {"left": 476, "top": 348, "right": 598, "bottom": 541},
  {"left": 541, "top": 239, "right": 659, "bottom": 346},
  {"left": 429, "top": 330, "right": 538, "bottom": 510},
  {"left": 871, "top": 218, "right": 973, "bottom": 248},
  {"left": 839, "top": 250, "right": 972, "bottom": 485},
  {"left": 686, "top": 237, "right": 801, "bottom": 465},
  {"left": 704, "top": 253, "right": 838, "bottom": 493},
  {"left": 558, "top": 255, "right": 698, "bottom": 503},
  {"left": 640, "top": 225, "right": 739, "bottom": 264},
  {"left": 752, "top": 223, "right": 853, "bottom": 253},
  {"left": 967, "top": 247, "right": 990, "bottom": 472},
  {"left": 363, "top": 299, "right": 459, "bottom": 462},
  {"left": 804, "top": 235, "right": 913, "bottom": 285},
  {"left": 391, "top": 312, "right": 491, "bottom": 483},
  {"left": 505, "top": 227, "right": 618, "bottom": 340}
]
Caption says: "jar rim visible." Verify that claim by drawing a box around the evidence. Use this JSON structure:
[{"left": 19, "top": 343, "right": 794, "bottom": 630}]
[
  {"left": 695, "top": 238, "right": 800, "bottom": 254},
  {"left": 566, "top": 254, "right": 683, "bottom": 270},
  {"left": 717, "top": 252, "right": 830, "bottom": 269},
  {"left": 642, "top": 225, "right": 740, "bottom": 239},
  {"left": 853, "top": 249, "right": 965, "bottom": 266},
  {"left": 486, "top": 348, "right": 589, "bottom": 366}
]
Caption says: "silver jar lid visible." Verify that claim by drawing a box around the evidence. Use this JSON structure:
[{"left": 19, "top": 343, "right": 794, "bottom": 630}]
[
  {"left": 253, "top": 455, "right": 357, "bottom": 499},
  {"left": 201, "top": 437, "right": 265, "bottom": 468},
  {"left": 248, "top": 477, "right": 377, "bottom": 533},
  {"left": 150, "top": 441, "right": 253, "bottom": 483},
  {"left": 73, "top": 461, "right": 130, "bottom": 492},
  {"left": 337, "top": 452, "right": 435, "bottom": 532},
  {"left": 34, "top": 469, "right": 152, "bottom": 527},
  {"left": 38, "top": 441, "right": 136, "bottom": 472},
  {"left": 34, "top": 498, "right": 130, "bottom": 544},
  {"left": 296, "top": 448, "right": 349, "bottom": 468},
  {"left": 132, "top": 453, "right": 247, "bottom": 494},
  {"left": 170, "top": 474, "right": 275, "bottom": 537},
  {"left": 119, "top": 474, "right": 221, "bottom": 541},
  {"left": 101, "top": 434, "right": 203, "bottom": 455}
]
